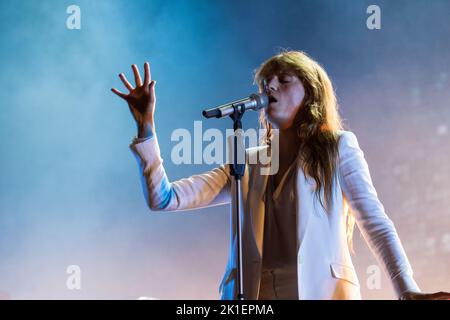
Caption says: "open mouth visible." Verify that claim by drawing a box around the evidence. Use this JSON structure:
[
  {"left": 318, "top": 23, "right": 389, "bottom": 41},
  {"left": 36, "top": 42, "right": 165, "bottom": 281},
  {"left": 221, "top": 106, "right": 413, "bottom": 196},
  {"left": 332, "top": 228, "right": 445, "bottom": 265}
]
[{"left": 268, "top": 96, "right": 278, "bottom": 104}]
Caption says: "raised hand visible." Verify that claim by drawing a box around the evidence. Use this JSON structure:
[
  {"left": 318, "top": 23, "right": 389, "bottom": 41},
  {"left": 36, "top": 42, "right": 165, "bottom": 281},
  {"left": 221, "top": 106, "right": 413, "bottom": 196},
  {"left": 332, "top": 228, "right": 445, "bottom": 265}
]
[{"left": 111, "top": 62, "right": 156, "bottom": 138}]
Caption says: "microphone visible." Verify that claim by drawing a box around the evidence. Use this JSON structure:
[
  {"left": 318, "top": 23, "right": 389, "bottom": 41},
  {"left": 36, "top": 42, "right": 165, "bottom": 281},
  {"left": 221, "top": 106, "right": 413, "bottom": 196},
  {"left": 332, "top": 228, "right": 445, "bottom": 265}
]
[{"left": 202, "top": 92, "right": 269, "bottom": 119}]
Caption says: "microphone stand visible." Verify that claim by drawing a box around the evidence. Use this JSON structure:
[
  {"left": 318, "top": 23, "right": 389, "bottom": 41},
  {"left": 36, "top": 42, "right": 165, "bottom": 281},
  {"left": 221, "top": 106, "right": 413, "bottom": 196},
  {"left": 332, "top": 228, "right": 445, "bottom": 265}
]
[
  {"left": 228, "top": 105, "right": 246, "bottom": 300},
  {"left": 203, "top": 90, "right": 268, "bottom": 300}
]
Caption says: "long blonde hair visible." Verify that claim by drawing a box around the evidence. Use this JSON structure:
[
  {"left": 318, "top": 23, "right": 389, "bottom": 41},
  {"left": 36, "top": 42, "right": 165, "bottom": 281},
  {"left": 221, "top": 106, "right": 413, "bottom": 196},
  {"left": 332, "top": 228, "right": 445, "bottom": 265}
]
[{"left": 254, "top": 50, "right": 355, "bottom": 249}]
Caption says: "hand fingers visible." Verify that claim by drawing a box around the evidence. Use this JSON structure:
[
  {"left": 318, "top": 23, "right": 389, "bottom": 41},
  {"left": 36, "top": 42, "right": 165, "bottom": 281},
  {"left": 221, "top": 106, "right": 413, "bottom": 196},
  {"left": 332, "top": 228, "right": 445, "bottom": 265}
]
[
  {"left": 119, "top": 73, "right": 133, "bottom": 91},
  {"left": 149, "top": 80, "right": 156, "bottom": 98},
  {"left": 111, "top": 88, "right": 128, "bottom": 100},
  {"left": 132, "top": 64, "right": 142, "bottom": 87},
  {"left": 433, "top": 292, "right": 450, "bottom": 300},
  {"left": 143, "top": 62, "right": 151, "bottom": 85}
]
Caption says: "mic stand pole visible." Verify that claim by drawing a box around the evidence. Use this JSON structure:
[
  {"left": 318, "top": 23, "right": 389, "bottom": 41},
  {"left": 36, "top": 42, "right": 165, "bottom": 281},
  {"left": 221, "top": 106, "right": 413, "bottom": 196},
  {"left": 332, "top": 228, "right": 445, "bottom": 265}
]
[{"left": 229, "top": 105, "right": 246, "bottom": 300}]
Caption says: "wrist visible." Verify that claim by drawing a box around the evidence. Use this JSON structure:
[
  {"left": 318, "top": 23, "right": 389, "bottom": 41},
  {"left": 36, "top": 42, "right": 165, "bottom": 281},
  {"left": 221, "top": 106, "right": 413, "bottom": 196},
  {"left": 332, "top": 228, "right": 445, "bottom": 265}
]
[{"left": 137, "top": 122, "right": 155, "bottom": 139}]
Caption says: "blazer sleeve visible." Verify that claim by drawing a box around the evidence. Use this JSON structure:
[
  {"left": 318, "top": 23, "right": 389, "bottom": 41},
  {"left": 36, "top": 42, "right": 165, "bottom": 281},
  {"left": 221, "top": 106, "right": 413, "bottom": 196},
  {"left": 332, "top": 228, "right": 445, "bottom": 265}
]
[
  {"left": 338, "top": 131, "right": 421, "bottom": 298},
  {"left": 129, "top": 135, "right": 231, "bottom": 212}
]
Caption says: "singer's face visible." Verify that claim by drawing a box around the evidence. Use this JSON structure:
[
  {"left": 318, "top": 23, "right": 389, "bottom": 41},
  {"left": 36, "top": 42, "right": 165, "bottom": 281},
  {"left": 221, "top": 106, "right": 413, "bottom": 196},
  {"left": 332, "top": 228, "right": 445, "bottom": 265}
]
[{"left": 263, "top": 73, "right": 305, "bottom": 130}]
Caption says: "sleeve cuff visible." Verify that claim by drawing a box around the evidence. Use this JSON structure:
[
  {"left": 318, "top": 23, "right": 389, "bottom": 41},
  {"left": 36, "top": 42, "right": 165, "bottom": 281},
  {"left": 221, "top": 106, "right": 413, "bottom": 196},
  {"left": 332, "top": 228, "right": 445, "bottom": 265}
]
[
  {"left": 392, "top": 272, "right": 421, "bottom": 298},
  {"left": 129, "top": 134, "right": 162, "bottom": 170},
  {"left": 131, "top": 135, "right": 154, "bottom": 145}
]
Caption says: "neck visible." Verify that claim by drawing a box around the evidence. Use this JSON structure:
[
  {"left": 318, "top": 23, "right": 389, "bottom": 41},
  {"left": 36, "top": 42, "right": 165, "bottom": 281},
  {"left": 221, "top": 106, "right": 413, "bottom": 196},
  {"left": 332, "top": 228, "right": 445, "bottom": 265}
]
[{"left": 278, "top": 126, "right": 300, "bottom": 162}]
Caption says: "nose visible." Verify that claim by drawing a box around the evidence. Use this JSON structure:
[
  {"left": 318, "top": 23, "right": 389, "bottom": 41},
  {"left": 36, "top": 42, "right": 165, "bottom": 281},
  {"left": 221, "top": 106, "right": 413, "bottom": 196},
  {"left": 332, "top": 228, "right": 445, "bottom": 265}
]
[{"left": 267, "top": 77, "right": 279, "bottom": 92}]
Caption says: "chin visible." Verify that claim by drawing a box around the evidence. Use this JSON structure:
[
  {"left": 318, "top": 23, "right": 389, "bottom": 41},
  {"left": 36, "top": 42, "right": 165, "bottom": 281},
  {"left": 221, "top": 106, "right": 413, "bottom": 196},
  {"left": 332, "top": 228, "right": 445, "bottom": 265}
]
[{"left": 265, "top": 110, "right": 283, "bottom": 127}]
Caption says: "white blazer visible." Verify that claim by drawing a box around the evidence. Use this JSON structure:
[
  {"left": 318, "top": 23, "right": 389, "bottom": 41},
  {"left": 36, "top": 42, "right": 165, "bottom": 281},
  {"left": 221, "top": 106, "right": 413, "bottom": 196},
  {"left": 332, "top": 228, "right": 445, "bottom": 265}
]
[{"left": 129, "top": 130, "right": 420, "bottom": 300}]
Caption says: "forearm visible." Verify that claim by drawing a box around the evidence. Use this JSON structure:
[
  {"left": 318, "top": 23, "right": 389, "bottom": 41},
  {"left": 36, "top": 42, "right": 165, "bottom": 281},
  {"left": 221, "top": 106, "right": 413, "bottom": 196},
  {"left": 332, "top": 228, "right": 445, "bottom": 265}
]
[
  {"left": 130, "top": 135, "right": 175, "bottom": 210},
  {"left": 339, "top": 131, "right": 420, "bottom": 297},
  {"left": 129, "top": 135, "right": 232, "bottom": 212}
]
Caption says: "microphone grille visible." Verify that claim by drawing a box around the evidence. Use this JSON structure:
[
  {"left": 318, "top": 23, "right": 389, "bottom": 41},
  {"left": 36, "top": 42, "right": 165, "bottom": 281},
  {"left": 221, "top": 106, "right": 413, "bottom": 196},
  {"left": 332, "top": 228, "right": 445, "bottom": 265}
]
[{"left": 250, "top": 93, "right": 269, "bottom": 110}]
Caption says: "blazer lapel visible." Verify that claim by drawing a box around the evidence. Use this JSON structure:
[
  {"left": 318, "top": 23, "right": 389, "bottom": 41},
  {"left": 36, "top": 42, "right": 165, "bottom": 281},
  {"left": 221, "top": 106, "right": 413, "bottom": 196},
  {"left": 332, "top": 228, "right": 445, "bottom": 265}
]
[
  {"left": 296, "top": 165, "right": 314, "bottom": 253},
  {"left": 246, "top": 145, "right": 270, "bottom": 258}
]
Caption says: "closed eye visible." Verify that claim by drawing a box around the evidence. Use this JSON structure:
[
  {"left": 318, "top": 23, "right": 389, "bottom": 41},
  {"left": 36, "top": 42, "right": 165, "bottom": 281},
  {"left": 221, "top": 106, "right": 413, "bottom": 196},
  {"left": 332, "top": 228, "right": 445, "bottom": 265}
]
[{"left": 279, "top": 76, "right": 292, "bottom": 83}]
